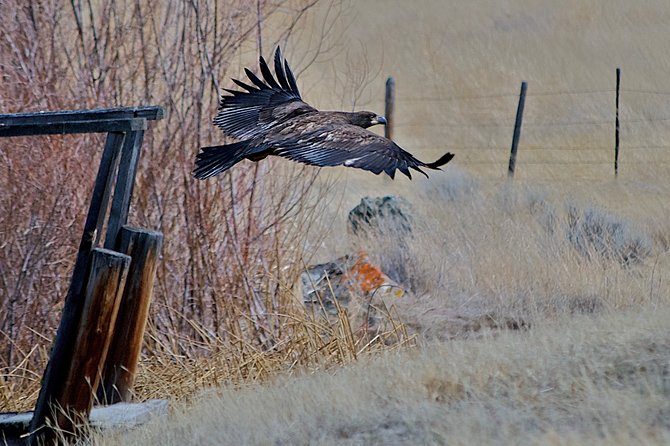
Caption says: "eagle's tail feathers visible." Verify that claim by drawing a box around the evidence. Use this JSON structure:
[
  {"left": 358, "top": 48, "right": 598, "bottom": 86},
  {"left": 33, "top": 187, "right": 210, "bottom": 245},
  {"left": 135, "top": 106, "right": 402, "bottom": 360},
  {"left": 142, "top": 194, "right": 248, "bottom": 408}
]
[{"left": 194, "top": 141, "right": 250, "bottom": 180}]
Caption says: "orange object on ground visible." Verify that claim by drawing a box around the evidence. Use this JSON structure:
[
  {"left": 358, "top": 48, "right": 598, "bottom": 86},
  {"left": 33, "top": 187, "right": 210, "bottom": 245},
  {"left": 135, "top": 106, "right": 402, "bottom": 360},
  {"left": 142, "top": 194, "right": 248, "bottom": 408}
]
[{"left": 344, "top": 251, "right": 391, "bottom": 295}]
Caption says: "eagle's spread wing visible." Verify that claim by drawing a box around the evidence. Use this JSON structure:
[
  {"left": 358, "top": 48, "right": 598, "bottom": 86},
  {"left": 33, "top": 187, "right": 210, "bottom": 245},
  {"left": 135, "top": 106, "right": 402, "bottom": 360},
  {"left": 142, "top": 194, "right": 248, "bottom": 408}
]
[
  {"left": 197, "top": 46, "right": 454, "bottom": 180},
  {"left": 213, "top": 48, "right": 317, "bottom": 140},
  {"left": 270, "top": 124, "right": 454, "bottom": 179}
]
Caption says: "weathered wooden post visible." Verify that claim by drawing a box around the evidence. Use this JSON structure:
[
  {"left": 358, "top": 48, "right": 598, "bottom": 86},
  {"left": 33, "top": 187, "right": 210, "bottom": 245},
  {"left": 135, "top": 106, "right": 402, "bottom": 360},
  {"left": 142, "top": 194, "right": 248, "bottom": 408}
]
[
  {"left": 508, "top": 81, "right": 527, "bottom": 178},
  {"left": 0, "top": 107, "right": 164, "bottom": 444},
  {"left": 615, "top": 67, "right": 621, "bottom": 176},
  {"left": 53, "top": 248, "right": 130, "bottom": 437},
  {"left": 385, "top": 76, "right": 395, "bottom": 140},
  {"left": 28, "top": 131, "right": 127, "bottom": 443},
  {"left": 98, "top": 227, "right": 163, "bottom": 404},
  {"left": 104, "top": 131, "right": 145, "bottom": 249}
]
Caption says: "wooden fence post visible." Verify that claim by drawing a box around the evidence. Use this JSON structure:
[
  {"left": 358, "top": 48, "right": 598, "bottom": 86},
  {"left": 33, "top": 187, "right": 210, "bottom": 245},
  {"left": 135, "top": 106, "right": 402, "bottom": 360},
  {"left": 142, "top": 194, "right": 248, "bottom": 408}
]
[
  {"left": 29, "top": 132, "right": 126, "bottom": 443},
  {"left": 385, "top": 76, "right": 395, "bottom": 140},
  {"left": 615, "top": 67, "right": 621, "bottom": 176},
  {"left": 104, "top": 130, "right": 145, "bottom": 249},
  {"left": 98, "top": 227, "right": 163, "bottom": 405},
  {"left": 508, "top": 81, "right": 527, "bottom": 178},
  {"left": 51, "top": 248, "right": 130, "bottom": 440}
]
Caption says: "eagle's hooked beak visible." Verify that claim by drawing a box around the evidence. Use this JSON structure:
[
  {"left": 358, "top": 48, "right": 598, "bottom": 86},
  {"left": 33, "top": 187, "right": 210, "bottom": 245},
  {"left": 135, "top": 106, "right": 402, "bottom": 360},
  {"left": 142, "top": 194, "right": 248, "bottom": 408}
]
[{"left": 372, "top": 116, "right": 387, "bottom": 126}]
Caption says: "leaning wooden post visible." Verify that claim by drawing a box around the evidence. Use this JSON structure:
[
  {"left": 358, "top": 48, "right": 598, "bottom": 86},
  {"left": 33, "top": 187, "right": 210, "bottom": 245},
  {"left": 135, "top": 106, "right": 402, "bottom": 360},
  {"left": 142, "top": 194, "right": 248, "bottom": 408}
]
[
  {"left": 615, "top": 67, "right": 621, "bottom": 177},
  {"left": 29, "top": 132, "right": 125, "bottom": 444},
  {"left": 51, "top": 248, "right": 130, "bottom": 440},
  {"left": 508, "top": 81, "right": 527, "bottom": 178},
  {"left": 98, "top": 227, "right": 163, "bottom": 404},
  {"left": 384, "top": 76, "right": 395, "bottom": 140}
]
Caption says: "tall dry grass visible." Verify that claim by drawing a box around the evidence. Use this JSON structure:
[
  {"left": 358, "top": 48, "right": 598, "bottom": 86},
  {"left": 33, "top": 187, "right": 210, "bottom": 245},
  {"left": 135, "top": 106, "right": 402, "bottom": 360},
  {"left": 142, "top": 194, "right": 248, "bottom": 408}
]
[{"left": 94, "top": 304, "right": 670, "bottom": 445}]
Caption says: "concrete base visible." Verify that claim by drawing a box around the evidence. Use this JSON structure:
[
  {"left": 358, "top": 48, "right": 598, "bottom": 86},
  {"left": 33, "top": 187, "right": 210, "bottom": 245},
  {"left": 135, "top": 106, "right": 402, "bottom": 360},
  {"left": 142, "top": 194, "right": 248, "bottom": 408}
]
[{"left": 0, "top": 399, "right": 168, "bottom": 445}]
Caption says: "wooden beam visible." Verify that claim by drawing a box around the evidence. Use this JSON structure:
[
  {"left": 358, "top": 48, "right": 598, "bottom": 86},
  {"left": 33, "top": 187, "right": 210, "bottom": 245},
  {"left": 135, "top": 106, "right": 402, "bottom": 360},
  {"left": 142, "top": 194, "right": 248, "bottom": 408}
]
[
  {"left": 0, "top": 106, "right": 164, "bottom": 126},
  {"left": 104, "top": 131, "right": 145, "bottom": 249},
  {"left": 98, "top": 227, "right": 163, "bottom": 404},
  {"left": 39, "top": 249, "right": 130, "bottom": 442},
  {"left": 29, "top": 132, "right": 125, "bottom": 442},
  {"left": 0, "top": 118, "right": 147, "bottom": 137}
]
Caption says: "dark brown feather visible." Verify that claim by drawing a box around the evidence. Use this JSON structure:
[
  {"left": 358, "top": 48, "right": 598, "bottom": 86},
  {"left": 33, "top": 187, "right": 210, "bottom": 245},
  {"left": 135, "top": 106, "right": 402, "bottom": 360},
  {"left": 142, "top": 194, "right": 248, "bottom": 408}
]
[{"left": 197, "top": 47, "right": 454, "bottom": 180}]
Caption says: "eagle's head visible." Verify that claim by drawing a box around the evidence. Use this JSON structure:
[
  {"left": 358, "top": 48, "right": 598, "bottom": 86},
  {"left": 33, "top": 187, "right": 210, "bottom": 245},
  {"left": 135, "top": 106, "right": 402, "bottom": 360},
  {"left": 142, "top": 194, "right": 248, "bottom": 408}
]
[{"left": 351, "top": 111, "right": 387, "bottom": 129}]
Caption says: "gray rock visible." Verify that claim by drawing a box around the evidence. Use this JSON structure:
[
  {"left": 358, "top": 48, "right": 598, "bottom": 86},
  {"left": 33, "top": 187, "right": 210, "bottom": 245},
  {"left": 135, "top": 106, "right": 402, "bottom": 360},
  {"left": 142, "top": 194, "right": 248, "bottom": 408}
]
[{"left": 348, "top": 196, "right": 413, "bottom": 237}]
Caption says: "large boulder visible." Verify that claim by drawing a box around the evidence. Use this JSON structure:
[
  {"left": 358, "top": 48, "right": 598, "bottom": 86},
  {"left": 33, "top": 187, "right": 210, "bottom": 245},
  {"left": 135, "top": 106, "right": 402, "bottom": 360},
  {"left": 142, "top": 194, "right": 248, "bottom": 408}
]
[{"left": 348, "top": 196, "right": 413, "bottom": 237}]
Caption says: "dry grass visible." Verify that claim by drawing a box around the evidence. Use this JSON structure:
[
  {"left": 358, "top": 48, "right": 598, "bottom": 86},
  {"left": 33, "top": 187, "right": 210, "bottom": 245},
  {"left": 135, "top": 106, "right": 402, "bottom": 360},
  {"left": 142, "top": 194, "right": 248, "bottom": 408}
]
[
  {"left": 93, "top": 305, "right": 670, "bottom": 445},
  {"left": 127, "top": 301, "right": 415, "bottom": 404},
  {"left": 90, "top": 164, "right": 670, "bottom": 444}
]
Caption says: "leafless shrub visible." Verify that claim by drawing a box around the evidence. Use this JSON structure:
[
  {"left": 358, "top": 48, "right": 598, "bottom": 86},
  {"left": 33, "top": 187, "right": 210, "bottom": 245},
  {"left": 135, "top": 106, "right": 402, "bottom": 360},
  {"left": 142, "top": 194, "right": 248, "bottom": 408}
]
[
  {"left": 566, "top": 206, "right": 653, "bottom": 266},
  {"left": 0, "top": 0, "right": 348, "bottom": 409}
]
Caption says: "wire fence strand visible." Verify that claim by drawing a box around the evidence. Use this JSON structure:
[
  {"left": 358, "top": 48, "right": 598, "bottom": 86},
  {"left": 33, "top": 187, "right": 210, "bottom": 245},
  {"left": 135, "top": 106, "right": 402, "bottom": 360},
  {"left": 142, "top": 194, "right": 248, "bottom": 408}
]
[{"left": 384, "top": 83, "right": 670, "bottom": 173}]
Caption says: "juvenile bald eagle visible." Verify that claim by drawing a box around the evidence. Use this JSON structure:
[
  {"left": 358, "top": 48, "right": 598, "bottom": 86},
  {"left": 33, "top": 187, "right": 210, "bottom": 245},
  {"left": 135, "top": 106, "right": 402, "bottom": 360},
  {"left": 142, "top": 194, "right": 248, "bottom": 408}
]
[{"left": 194, "top": 48, "right": 454, "bottom": 180}]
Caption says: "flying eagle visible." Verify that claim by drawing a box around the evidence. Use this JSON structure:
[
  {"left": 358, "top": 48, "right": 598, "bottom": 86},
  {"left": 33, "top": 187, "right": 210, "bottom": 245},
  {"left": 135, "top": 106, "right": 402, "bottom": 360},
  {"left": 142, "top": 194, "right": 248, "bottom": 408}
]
[{"left": 194, "top": 48, "right": 454, "bottom": 180}]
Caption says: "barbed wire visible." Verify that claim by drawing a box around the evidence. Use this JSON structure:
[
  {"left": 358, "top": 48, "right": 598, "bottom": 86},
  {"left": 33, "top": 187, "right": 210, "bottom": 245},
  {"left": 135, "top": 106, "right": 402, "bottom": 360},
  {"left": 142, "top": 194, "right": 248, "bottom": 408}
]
[
  {"left": 527, "top": 88, "right": 615, "bottom": 97},
  {"left": 374, "top": 88, "right": 670, "bottom": 104},
  {"left": 621, "top": 89, "right": 670, "bottom": 95},
  {"left": 395, "top": 115, "right": 670, "bottom": 129},
  {"left": 412, "top": 145, "right": 670, "bottom": 152},
  {"left": 451, "top": 160, "right": 670, "bottom": 165},
  {"left": 380, "top": 85, "right": 670, "bottom": 173}
]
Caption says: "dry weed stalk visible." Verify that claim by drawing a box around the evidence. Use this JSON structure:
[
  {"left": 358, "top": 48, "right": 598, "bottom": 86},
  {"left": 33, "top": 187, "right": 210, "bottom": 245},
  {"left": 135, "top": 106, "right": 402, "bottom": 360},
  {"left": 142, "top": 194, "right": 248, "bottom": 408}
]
[{"left": 132, "top": 296, "right": 415, "bottom": 402}]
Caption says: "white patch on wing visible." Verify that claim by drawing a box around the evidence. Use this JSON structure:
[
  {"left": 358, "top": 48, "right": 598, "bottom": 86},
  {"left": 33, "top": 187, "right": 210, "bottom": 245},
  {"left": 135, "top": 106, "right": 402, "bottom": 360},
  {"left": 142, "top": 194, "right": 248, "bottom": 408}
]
[{"left": 344, "top": 156, "right": 364, "bottom": 166}]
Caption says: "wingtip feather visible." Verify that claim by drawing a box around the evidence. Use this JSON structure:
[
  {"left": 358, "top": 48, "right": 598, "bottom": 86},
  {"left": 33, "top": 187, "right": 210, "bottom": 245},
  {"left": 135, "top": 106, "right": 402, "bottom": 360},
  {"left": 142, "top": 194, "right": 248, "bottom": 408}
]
[{"left": 425, "top": 152, "right": 455, "bottom": 169}]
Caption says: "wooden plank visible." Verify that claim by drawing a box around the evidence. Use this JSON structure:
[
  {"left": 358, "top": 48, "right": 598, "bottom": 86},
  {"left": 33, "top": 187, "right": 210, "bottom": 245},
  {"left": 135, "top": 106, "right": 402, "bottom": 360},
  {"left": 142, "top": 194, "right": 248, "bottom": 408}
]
[
  {"left": 28, "top": 132, "right": 125, "bottom": 443},
  {"left": 0, "top": 118, "right": 147, "bottom": 137},
  {"left": 98, "top": 227, "right": 163, "bottom": 404},
  {"left": 52, "top": 248, "right": 130, "bottom": 441},
  {"left": 95, "top": 133, "right": 127, "bottom": 246},
  {"left": 0, "top": 106, "right": 164, "bottom": 126},
  {"left": 104, "top": 131, "right": 145, "bottom": 249}
]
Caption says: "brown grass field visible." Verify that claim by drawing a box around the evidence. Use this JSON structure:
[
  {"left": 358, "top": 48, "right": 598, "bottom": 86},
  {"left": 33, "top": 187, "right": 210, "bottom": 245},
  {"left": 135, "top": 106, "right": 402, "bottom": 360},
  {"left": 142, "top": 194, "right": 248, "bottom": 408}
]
[{"left": 3, "top": 0, "right": 670, "bottom": 444}]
